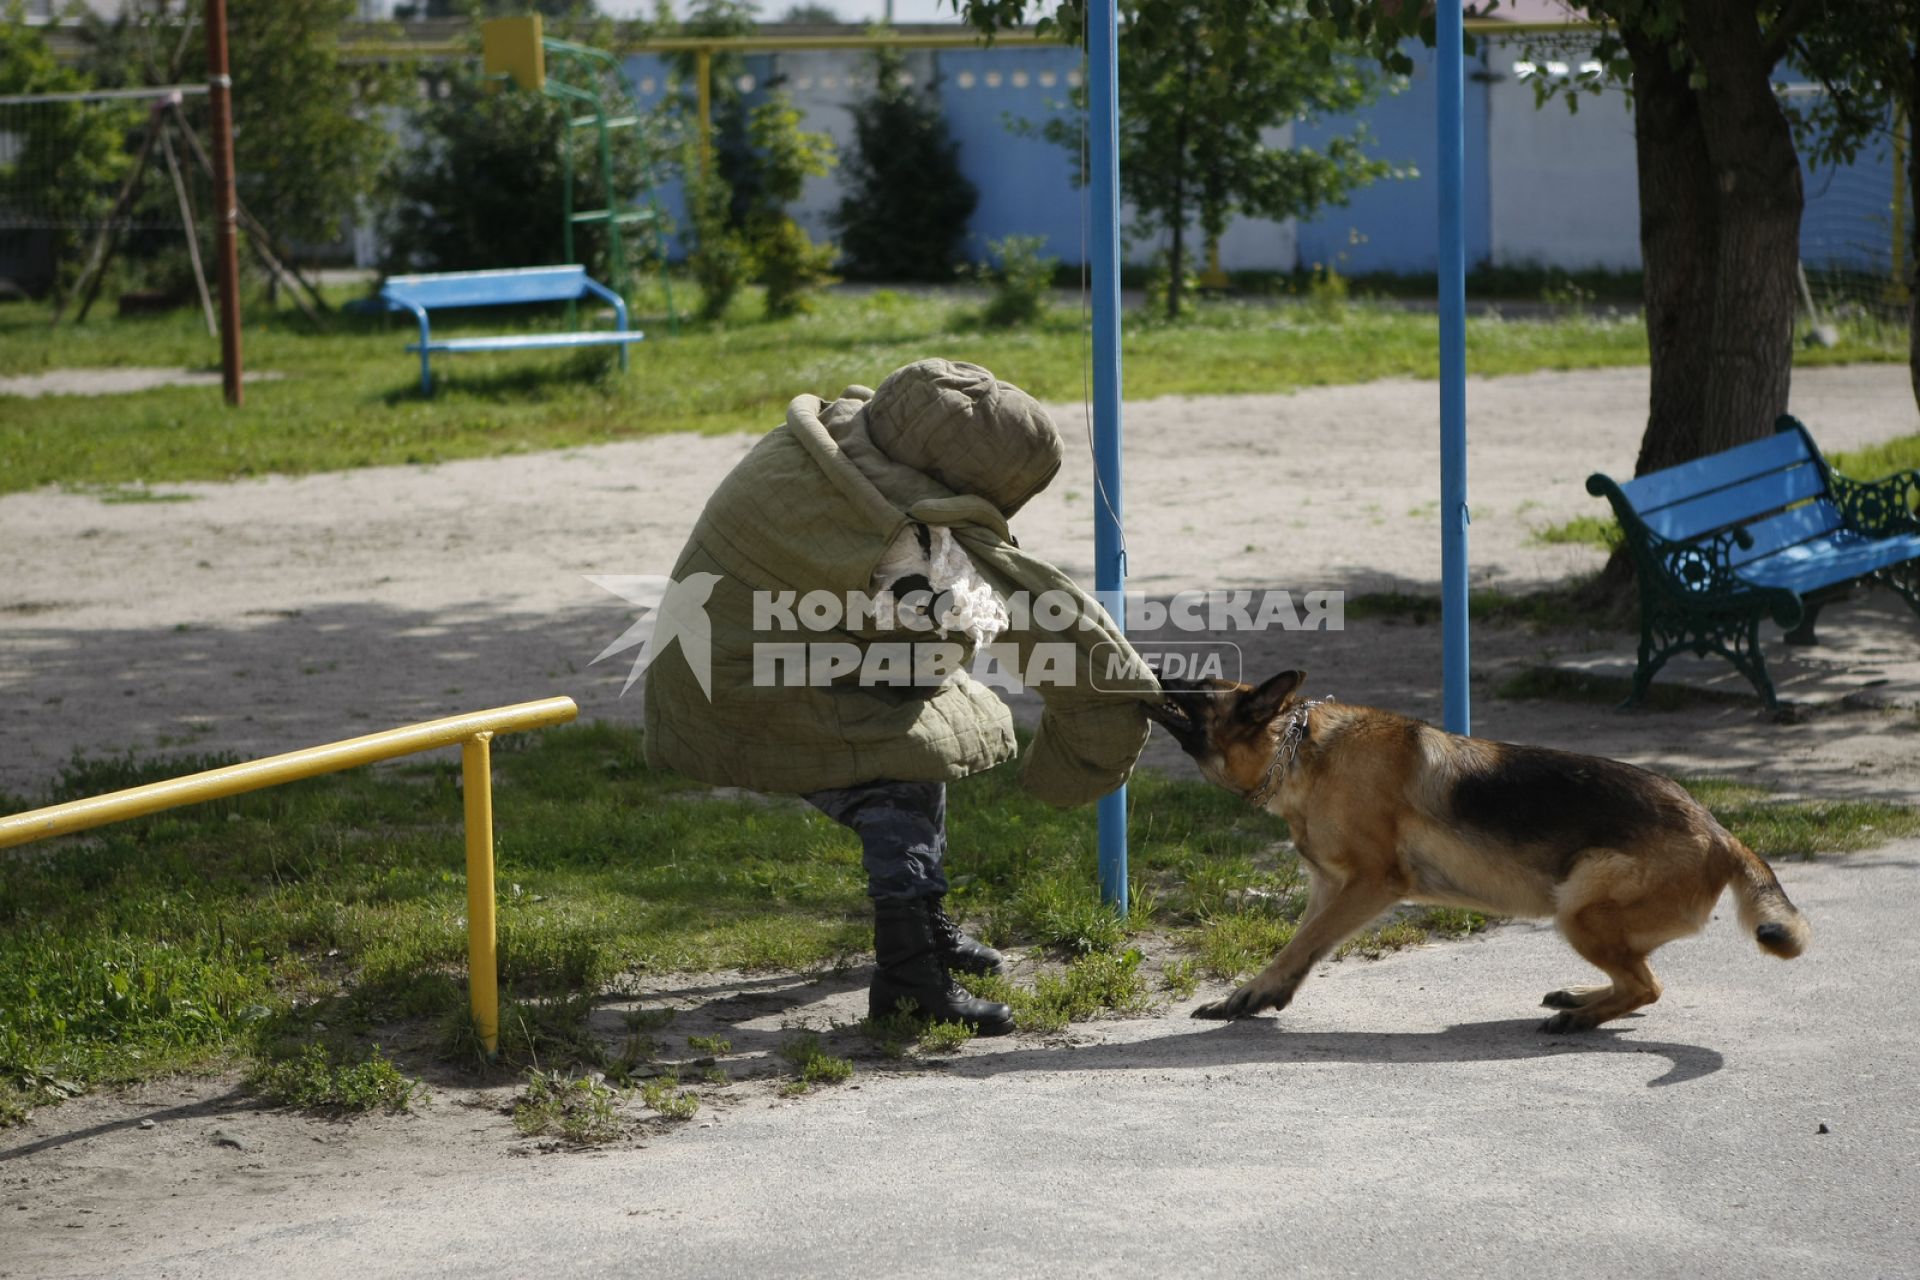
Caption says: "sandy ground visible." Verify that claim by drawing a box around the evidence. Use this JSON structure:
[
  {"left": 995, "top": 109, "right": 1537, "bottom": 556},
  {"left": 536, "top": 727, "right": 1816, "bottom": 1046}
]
[
  {"left": 0, "top": 368, "right": 282, "bottom": 398},
  {"left": 2, "top": 362, "right": 1917, "bottom": 798},
  {"left": 2, "top": 363, "right": 1919, "bottom": 1276}
]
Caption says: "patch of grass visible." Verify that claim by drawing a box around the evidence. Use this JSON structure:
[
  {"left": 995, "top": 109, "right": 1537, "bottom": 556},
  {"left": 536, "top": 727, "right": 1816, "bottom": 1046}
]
[
  {"left": 247, "top": 1043, "right": 418, "bottom": 1113},
  {"left": 6, "top": 280, "right": 1828, "bottom": 495},
  {"left": 513, "top": 1069, "right": 623, "bottom": 1144},
  {"left": 1159, "top": 957, "right": 1199, "bottom": 999},
  {"left": 1829, "top": 433, "right": 1920, "bottom": 501},
  {"left": 959, "top": 948, "right": 1151, "bottom": 1034},
  {"left": 686, "top": 1034, "right": 732, "bottom": 1056},
  {"left": 1337, "top": 907, "right": 1490, "bottom": 959},
  {"left": 777, "top": 1032, "right": 854, "bottom": 1091},
  {"left": 1530, "top": 514, "right": 1623, "bottom": 553},
  {"left": 639, "top": 1069, "right": 701, "bottom": 1120},
  {"left": 1679, "top": 778, "right": 1920, "bottom": 858}
]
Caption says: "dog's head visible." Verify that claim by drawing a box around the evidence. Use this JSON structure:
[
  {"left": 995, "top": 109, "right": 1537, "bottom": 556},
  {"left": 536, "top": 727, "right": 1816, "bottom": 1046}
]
[{"left": 1144, "top": 668, "right": 1308, "bottom": 795}]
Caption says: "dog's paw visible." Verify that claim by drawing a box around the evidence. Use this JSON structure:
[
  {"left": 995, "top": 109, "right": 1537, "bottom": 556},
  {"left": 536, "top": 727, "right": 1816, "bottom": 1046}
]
[
  {"left": 1541, "top": 990, "right": 1584, "bottom": 1010},
  {"left": 1539, "top": 1010, "right": 1591, "bottom": 1034},
  {"left": 1192, "top": 984, "right": 1287, "bottom": 1021},
  {"left": 1190, "top": 999, "right": 1236, "bottom": 1020}
]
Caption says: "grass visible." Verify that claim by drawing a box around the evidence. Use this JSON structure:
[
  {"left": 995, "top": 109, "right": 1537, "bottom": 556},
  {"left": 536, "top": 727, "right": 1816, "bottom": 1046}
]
[
  {"left": 777, "top": 1032, "right": 854, "bottom": 1093},
  {"left": 0, "top": 719, "right": 1911, "bottom": 1123},
  {"left": 5, "top": 279, "right": 1899, "bottom": 497},
  {"left": 247, "top": 1042, "right": 418, "bottom": 1113},
  {"left": 1528, "top": 434, "right": 1920, "bottom": 553},
  {"left": 513, "top": 1068, "right": 624, "bottom": 1144}
]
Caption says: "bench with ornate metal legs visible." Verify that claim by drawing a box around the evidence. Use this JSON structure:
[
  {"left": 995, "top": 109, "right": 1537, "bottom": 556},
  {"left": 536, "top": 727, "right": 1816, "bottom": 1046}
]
[{"left": 1587, "top": 416, "right": 1920, "bottom": 709}]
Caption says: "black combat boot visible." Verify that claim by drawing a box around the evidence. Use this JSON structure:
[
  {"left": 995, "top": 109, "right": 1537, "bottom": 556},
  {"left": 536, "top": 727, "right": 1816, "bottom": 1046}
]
[
  {"left": 927, "top": 894, "right": 1005, "bottom": 976},
  {"left": 870, "top": 898, "right": 1014, "bottom": 1035}
]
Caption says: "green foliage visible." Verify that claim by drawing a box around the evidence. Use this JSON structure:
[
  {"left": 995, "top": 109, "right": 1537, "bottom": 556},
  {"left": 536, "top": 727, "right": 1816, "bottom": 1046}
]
[
  {"left": 743, "top": 94, "right": 838, "bottom": 318},
  {"left": 1027, "top": 0, "right": 1398, "bottom": 318},
  {"left": 683, "top": 141, "right": 756, "bottom": 320},
  {"left": 80, "top": 0, "right": 408, "bottom": 260},
  {"left": 1530, "top": 514, "right": 1624, "bottom": 553},
  {"left": 777, "top": 1033, "right": 854, "bottom": 1090},
  {"left": 0, "top": 9, "right": 130, "bottom": 297},
  {"left": 248, "top": 1043, "right": 418, "bottom": 1113},
  {"left": 976, "top": 235, "right": 1057, "bottom": 328},
  {"left": 832, "top": 43, "right": 979, "bottom": 281},
  {"left": 959, "top": 949, "right": 1150, "bottom": 1033},
  {"left": 514, "top": 1068, "right": 624, "bottom": 1143},
  {"left": 1303, "top": 262, "right": 1350, "bottom": 324},
  {"left": 381, "top": 51, "right": 660, "bottom": 282},
  {"left": 639, "top": 1070, "right": 701, "bottom": 1119}
]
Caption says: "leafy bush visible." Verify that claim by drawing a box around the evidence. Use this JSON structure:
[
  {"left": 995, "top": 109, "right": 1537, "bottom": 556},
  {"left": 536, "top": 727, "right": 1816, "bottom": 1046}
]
[
  {"left": 248, "top": 1043, "right": 418, "bottom": 1113},
  {"left": 833, "top": 44, "right": 978, "bottom": 281},
  {"left": 743, "top": 94, "right": 838, "bottom": 318},
  {"left": 381, "top": 61, "right": 661, "bottom": 283},
  {"left": 683, "top": 141, "right": 755, "bottom": 320},
  {"left": 977, "top": 235, "right": 1057, "bottom": 328}
]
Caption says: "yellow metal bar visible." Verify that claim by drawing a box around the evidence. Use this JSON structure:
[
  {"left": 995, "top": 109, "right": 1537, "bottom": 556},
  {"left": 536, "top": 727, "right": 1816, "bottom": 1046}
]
[
  {"left": 0, "top": 697, "right": 577, "bottom": 850},
  {"left": 341, "top": 18, "right": 1596, "bottom": 61},
  {"left": 462, "top": 732, "right": 500, "bottom": 1056}
]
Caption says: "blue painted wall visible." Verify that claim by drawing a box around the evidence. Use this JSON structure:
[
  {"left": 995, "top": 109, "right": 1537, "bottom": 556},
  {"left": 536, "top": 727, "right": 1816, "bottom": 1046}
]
[{"left": 605, "top": 41, "right": 1899, "bottom": 277}]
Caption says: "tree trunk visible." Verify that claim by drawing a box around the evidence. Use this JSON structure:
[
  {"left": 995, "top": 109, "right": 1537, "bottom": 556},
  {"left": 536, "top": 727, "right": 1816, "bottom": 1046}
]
[
  {"left": 1909, "top": 45, "right": 1919, "bottom": 416},
  {"left": 1581, "top": 28, "right": 1722, "bottom": 604},
  {"left": 1624, "top": 28, "right": 1720, "bottom": 478},
  {"left": 1682, "top": 0, "right": 1805, "bottom": 453}
]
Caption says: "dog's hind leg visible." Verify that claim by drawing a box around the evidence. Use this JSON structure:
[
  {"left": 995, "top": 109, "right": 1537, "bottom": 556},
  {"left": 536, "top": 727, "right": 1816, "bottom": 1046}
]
[
  {"left": 1541, "top": 903, "right": 1663, "bottom": 1033},
  {"left": 1192, "top": 880, "right": 1403, "bottom": 1021}
]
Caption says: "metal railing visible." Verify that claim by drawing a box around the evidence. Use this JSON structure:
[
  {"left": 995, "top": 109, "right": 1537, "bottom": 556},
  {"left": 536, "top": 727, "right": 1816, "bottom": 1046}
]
[{"left": 0, "top": 696, "right": 580, "bottom": 1056}]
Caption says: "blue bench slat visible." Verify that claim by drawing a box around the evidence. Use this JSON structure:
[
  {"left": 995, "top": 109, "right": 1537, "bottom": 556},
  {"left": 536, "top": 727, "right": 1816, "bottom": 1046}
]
[
  {"left": 1639, "top": 461, "right": 1827, "bottom": 541},
  {"left": 1619, "top": 431, "right": 1814, "bottom": 513},
  {"left": 1737, "top": 531, "right": 1920, "bottom": 594},
  {"left": 409, "top": 331, "right": 645, "bottom": 354},
  {"left": 382, "top": 266, "right": 591, "bottom": 309},
  {"left": 1727, "top": 500, "right": 1845, "bottom": 567}
]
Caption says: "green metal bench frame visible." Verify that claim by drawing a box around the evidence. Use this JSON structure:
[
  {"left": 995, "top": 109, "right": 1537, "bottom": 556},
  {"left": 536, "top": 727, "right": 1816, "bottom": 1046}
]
[
  {"left": 1587, "top": 415, "right": 1920, "bottom": 708},
  {"left": 376, "top": 265, "right": 643, "bottom": 394}
]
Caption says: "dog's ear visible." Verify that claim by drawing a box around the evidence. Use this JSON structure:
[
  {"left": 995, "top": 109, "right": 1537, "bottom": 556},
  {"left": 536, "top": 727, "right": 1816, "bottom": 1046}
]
[{"left": 1239, "top": 669, "right": 1306, "bottom": 726}]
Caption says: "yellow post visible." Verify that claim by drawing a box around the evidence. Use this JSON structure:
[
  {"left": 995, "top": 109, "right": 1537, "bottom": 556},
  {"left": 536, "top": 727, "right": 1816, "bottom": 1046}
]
[
  {"left": 462, "top": 731, "right": 500, "bottom": 1057},
  {"left": 1200, "top": 237, "right": 1229, "bottom": 290},
  {"left": 696, "top": 45, "right": 713, "bottom": 179},
  {"left": 481, "top": 14, "right": 546, "bottom": 91}
]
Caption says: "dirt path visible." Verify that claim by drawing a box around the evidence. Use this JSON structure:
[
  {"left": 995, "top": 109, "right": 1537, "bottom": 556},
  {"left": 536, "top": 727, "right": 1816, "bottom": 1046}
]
[{"left": 2, "top": 363, "right": 1916, "bottom": 797}]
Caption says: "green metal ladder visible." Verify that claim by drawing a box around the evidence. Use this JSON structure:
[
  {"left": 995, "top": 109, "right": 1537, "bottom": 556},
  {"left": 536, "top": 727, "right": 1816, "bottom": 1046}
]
[{"left": 542, "top": 37, "right": 678, "bottom": 334}]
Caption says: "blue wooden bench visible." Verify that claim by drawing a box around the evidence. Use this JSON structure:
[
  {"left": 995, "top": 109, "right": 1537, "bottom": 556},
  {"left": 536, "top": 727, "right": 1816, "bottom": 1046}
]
[
  {"left": 374, "top": 266, "right": 644, "bottom": 394},
  {"left": 1587, "top": 416, "right": 1920, "bottom": 708}
]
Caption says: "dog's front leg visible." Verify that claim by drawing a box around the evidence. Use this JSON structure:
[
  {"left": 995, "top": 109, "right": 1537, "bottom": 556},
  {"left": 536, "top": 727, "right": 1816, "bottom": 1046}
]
[{"left": 1192, "top": 882, "right": 1402, "bottom": 1020}]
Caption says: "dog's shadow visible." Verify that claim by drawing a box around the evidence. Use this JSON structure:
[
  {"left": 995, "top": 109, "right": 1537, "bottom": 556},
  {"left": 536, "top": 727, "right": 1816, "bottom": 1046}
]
[{"left": 953, "top": 1016, "right": 1723, "bottom": 1088}]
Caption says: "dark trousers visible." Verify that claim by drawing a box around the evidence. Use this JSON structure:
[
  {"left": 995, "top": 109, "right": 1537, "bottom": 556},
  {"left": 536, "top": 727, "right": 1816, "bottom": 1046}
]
[{"left": 802, "top": 780, "right": 948, "bottom": 901}]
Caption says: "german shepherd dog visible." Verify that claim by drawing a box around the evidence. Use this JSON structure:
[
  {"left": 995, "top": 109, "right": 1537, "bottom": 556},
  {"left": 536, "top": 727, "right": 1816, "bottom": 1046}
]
[{"left": 1145, "top": 669, "right": 1810, "bottom": 1031}]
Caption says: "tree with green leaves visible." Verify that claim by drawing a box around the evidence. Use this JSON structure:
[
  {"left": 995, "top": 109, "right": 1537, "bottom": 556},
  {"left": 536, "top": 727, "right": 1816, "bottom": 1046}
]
[
  {"left": 744, "top": 93, "right": 838, "bottom": 316},
  {"left": 833, "top": 42, "right": 978, "bottom": 281},
  {"left": 81, "top": 0, "right": 408, "bottom": 267},
  {"left": 1031, "top": 0, "right": 1394, "bottom": 319},
  {"left": 957, "top": 0, "right": 1910, "bottom": 547},
  {"left": 0, "top": 8, "right": 129, "bottom": 298}
]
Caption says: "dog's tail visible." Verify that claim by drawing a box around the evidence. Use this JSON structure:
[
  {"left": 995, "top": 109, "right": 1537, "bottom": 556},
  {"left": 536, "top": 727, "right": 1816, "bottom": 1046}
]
[{"left": 1727, "top": 838, "right": 1810, "bottom": 959}]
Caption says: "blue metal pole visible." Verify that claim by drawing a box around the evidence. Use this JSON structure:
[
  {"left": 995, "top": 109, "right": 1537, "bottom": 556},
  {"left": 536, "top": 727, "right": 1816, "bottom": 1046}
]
[
  {"left": 1437, "top": 5, "right": 1471, "bottom": 736},
  {"left": 1089, "top": 0, "right": 1127, "bottom": 912}
]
